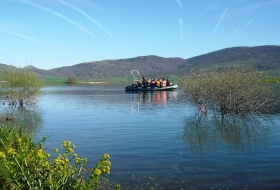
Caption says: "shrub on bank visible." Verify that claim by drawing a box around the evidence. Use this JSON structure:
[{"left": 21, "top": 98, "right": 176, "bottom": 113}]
[{"left": 0, "top": 124, "right": 120, "bottom": 189}]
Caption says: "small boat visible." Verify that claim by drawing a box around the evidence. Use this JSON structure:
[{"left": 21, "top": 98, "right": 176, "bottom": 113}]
[{"left": 125, "top": 70, "right": 178, "bottom": 92}]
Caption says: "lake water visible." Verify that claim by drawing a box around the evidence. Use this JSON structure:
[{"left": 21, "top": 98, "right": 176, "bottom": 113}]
[{"left": 35, "top": 84, "right": 280, "bottom": 189}]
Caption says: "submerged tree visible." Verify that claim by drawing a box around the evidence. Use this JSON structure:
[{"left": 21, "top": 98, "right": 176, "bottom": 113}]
[
  {"left": 180, "top": 66, "right": 279, "bottom": 115},
  {"left": 0, "top": 69, "right": 43, "bottom": 106}
]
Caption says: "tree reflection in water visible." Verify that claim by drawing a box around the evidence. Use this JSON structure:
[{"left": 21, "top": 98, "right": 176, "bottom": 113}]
[
  {"left": 0, "top": 105, "right": 43, "bottom": 134},
  {"left": 181, "top": 114, "right": 271, "bottom": 153}
]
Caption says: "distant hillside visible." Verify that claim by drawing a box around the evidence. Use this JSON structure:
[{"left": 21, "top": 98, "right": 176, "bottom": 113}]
[
  {"left": 178, "top": 45, "right": 280, "bottom": 71},
  {"left": 1, "top": 45, "right": 280, "bottom": 79},
  {"left": 47, "top": 56, "right": 186, "bottom": 79}
]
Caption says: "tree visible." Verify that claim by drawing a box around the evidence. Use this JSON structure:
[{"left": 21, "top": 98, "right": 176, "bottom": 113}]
[
  {"left": 180, "top": 66, "right": 279, "bottom": 115},
  {"left": 67, "top": 77, "right": 78, "bottom": 84},
  {"left": 0, "top": 69, "right": 43, "bottom": 106}
]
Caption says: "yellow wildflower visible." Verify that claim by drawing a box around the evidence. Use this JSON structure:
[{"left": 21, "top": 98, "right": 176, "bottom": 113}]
[
  {"left": 115, "top": 184, "right": 121, "bottom": 190},
  {"left": 55, "top": 148, "right": 59, "bottom": 153},
  {"left": 67, "top": 147, "right": 74, "bottom": 153},
  {"left": 76, "top": 158, "right": 81, "bottom": 164},
  {"left": 45, "top": 161, "right": 50, "bottom": 166},
  {"left": 104, "top": 160, "right": 111, "bottom": 166},
  {"left": 103, "top": 154, "right": 110, "bottom": 159},
  {"left": 0, "top": 151, "right": 6, "bottom": 159},
  {"left": 54, "top": 157, "right": 61, "bottom": 165},
  {"left": 7, "top": 148, "right": 16, "bottom": 155},
  {"left": 67, "top": 141, "right": 71, "bottom": 146},
  {"left": 37, "top": 149, "right": 45, "bottom": 158},
  {"left": 17, "top": 138, "right": 22, "bottom": 143},
  {"left": 94, "top": 168, "right": 102, "bottom": 176}
]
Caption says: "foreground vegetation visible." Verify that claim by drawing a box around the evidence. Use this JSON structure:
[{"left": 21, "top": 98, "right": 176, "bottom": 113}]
[
  {"left": 180, "top": 66, "right": 280, "bottom": 115},
  {"left": 0, "top": 124, "right": 120, "bottom": 189}
]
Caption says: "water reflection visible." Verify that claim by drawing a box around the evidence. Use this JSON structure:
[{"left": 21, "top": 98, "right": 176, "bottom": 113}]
[
  {"left": 128, "top": 90, "right": 178, "bottom": 104},
  {"left": 0, "top": 105, "right": 43, "bottom": 133},
  {"left": 181, "top": 114, "right": 271, "bottom": 153},
  {"left": 126, "top": 91, "right": 179, "bottom": 114}
]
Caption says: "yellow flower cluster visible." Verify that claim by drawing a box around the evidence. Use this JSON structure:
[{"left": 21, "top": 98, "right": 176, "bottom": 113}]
[
  {"left": 75, "top": 158, "right": 81, "bottom": 164},
  {"left": 102, "top": 166, "right": 110, "bottom": 174},
  {"left": 17, "top": 138, "right": 22, "bottom": 143},
  {"left": 54, "top": 157, "right": 66, "bottom": 165},
  {"left": 103, "top": 154, "right": 110, "bottom": 159},
  {"left": 115, "top": 184, "right": 121, "bottom": 190},
  {"left": 67, "top": 147, "right": 74, "bottom": 153},
  {"left": 37, "top": 149, "right": 50, "bottom": 159},
  {"left": 94, "top": 168, "right": 102, "bottom": 176},
  {"left": 37, "top": 149, "right": 45, "bottom": 159},
  {"left": 93, "top": 154, "right": 112, "bottom": 176},
  {"left": 0, "top": 151, "right": 6, "bottom": 159},
  {"left": 7, "top": 148, "right": 16, "bottom": 155}
]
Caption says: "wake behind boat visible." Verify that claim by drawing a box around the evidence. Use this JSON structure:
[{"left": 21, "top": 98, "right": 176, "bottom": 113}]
[{"left": 125, "top": 70, "right": 178, "bottom": 92}]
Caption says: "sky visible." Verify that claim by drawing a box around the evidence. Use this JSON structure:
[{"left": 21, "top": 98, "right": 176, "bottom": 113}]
[{"left": 1, "top": 0, "right": 280, "bottom": 70}]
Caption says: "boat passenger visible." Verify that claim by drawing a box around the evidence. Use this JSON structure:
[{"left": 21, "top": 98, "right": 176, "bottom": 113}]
[
  {"left": 147, "top": 79, "right": 151, "bottom": 86},
  {"left": 166, "top": 79, "right": 170, "bottom": 86},
  {"left": 167, "top": 79, "right": 172, "bottom": 86},
  {"left": 155, "top": 79, "right": 161, "bottom": 87},
  {"left": 162, "top": 79, "right": 167, "bottom": 87},
  {"left": 142, "top": 75, "right": 147, "bottom": 87},
  {"left": 150, "top": 79, "right": 156, "bottom": 88}
]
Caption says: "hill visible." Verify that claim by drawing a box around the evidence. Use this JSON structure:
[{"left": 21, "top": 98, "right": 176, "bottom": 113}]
[
  {"left": 179, "top": 45, "right": 280, "bottom": 71},
  {"left": 1, "top": 45, "right": 280, "bottom": 79}
]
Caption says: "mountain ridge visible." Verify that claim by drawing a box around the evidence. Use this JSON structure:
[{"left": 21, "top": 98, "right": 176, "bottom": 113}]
[{"left": 2, "top": 45, "right": 280, "bottom": 79}]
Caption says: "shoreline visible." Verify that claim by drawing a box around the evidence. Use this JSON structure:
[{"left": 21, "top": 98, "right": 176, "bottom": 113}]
[{"left": 79, "top": 82, "right": 108, "bottom": 84}]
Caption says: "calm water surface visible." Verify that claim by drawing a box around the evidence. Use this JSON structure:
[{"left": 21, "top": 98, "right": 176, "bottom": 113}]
[{"left": 36, "top": 84, "right": 280, "bottom": 189}]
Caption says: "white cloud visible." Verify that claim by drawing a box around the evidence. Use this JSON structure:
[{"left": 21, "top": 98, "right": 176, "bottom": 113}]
[
  {"left": 212, "top": 8, "right": 228, "bottom": 39},
  {"left": 0, "top": 29, "right": 40, "bottom": 43},
  {"left": 176, "top": 0, "right": 183, "bottom": 9},
  {"left": 56, "top": 0, "right": 113, "bottom": 37},
  {"left": 179, "top": 18, "right": 184, "bottom": 39},
  {"left": 227, "top": 26, "right": 241, "bottom": 40},
  {"left": 19, "top": 0, "right": 94, "bottom": 36},
  {"left": 241, "top": 18, "right": 254, "bottom": 31},
  {"left": 263, "top": 3, "right": 270, "bottom": 10}
]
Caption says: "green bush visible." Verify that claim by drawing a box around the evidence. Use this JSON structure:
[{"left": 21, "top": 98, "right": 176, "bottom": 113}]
[
  {"left": 67, "top": 77, "right": 78, "bottom": 84},
  {"left": 0, "top": 69, "right": 43, "bottom": 106},
  {"left": 180, "top": 66, "right": 279, "bottom": 115},
  {"left": 0, "top": 124, "right": 121, "bottom": 189}
]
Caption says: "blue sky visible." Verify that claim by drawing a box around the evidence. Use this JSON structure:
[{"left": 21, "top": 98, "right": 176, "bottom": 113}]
[{"left": 1, "top": 0, "right": 279, "bottom": 70}]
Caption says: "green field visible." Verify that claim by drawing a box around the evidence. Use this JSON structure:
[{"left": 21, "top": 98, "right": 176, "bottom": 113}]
[{"left": 41, "top": 75, "right": 68, "bottom": 85}]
